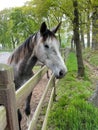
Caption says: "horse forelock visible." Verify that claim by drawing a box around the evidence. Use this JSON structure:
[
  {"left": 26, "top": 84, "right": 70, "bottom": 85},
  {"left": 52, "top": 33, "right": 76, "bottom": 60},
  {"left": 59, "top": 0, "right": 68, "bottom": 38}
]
[
  {"left": 42, "top": 29, "right": 56, "bottom": 42},
  {"left": 8, "top": 34, "right": 36, "bottom": 64}
]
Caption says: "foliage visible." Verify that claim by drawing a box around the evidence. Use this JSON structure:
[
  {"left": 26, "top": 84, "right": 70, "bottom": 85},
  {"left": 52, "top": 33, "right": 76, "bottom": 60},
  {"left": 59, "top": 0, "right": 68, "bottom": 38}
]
[
  {"left": 10, "top": 6, "right": 39, "bottom": 47},
  {"left": 47, "top": 52, "right": 98, "bottom": 130},
  {"left": 0, "top": 9, "right": 12, "bottom": 48},
  {"left": 0, "top": 0, "right": 97, "bottom": 50},
  {"left": 0, "top": 5, "right": 40, "bottom": 49}
]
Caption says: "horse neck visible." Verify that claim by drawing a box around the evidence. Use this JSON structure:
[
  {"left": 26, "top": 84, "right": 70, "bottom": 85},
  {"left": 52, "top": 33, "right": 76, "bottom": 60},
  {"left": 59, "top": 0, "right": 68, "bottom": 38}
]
[
  {"left": 16, "top": 46, "right": 37, "bottom": 75},
  {"left": 8, "top": 38, "right": 38, "bottom": 75},
  {"left": 22, "top": 55, "right": 37, "bottom": 75},
  {"left": 8, "top": 45, "right": 32, "bottom": 65}
]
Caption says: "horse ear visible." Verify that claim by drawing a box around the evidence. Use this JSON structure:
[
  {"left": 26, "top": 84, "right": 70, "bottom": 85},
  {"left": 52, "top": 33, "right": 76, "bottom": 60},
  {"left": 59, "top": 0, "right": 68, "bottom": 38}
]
[
  {"left": 52, "top": 22, "right": 62, "bottom": 34},
  {"left": 40, "top": 22, "right": 47, "bottom": 35}
]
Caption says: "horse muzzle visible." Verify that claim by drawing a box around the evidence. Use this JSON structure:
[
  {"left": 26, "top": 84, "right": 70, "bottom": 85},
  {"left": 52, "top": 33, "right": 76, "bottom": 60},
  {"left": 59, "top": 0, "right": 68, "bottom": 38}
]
[{"left": 55, "top": 69, "right": 67, "bottom": 79}]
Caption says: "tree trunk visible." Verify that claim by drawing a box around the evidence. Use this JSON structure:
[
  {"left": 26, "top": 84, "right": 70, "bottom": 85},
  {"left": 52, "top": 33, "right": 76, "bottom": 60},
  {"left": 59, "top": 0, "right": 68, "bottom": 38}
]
[
  {"left": 80, "top": 27, "right": 85, "bottom": 48},
  {"left": 79, "top": 13, "right": 85, "bottom": 48},
  {"left": 87, "top": 13, "right": 90, "bottom": 48},
  {"left": 92, "top": 7, "right": 98, "bottom": 50},
  {"left": 71, "top": 34, "right": 75, "bottom": 51},
  {"left": 87, "top": 29, "right": 90, "bottom": 48},
  {"left": 73, "top": 0, "right": 85, "bottom": 77},
  {"left": 11, "top": 35, "right": 16, "bottom": 49}
]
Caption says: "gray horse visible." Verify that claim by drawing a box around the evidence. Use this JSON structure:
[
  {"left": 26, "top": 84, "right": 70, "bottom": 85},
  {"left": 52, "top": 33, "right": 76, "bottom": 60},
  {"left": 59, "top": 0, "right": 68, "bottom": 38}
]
[{"left": 0, "top": 22, "right": 67, "bottom": 130}]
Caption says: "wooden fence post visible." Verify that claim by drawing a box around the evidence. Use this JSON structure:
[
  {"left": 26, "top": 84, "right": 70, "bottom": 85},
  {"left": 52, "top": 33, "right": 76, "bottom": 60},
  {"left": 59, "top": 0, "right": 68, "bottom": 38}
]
[
  {"left": 0, "top": 64, "right": 19, "bottom": 130},
  {"left": 53, "top": 77, "right": 56, "bottom": 101}
]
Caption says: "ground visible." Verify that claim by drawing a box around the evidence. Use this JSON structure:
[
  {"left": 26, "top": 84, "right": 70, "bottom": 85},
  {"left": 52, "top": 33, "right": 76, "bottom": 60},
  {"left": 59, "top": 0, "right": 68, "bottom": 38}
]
[
  {"left": 84, "top": 60, "right": 98, "bottom": 79},
  {"left": 0, "top": 52, "right": 10, "bottom": 64},
  {"left": 20, "top": 71, "right": 52, "bottom": 130},
  {"left": 84, "top": 60, "right": 98, "bottom": 106}
]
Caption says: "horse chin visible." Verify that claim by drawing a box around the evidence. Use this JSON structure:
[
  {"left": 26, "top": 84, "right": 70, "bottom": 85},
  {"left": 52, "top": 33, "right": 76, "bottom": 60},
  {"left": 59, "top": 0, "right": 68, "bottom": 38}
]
[
  {"left": 55, "top": 74, "right": 65, "bottom": 79},
  {"left": 41, "top": 60, "right": 67, "bottom": 79}
]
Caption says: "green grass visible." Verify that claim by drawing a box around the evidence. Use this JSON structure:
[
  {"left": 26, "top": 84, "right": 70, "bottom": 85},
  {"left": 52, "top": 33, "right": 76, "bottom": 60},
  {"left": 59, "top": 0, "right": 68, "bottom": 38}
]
[
  {"left": 83, "top": 49, "right": 98, "bottom": 66},
  {"left": 47, "top": 52, "right": 98, "bottom": 130},
  {"left": 33, "top": 65, "right": 41, "bottom": 73}
]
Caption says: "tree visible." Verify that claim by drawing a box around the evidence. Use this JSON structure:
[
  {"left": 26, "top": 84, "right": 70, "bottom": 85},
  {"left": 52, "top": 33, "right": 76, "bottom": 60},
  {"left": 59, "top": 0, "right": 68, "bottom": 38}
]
[
  {"left": 0, "top": 9, "right": 13, "bottom": 49},
  {"left": 91, "top": 0, "right": 98, "bottom": 50},
  {"left": 73, "top": 0, "right": 85, "bottom": 77},
  {"left": 10, "top": 6, "right": 39, "bottom": 47},
  {"left": 29, "top": 0, "right": 85, "bottom": 77}
]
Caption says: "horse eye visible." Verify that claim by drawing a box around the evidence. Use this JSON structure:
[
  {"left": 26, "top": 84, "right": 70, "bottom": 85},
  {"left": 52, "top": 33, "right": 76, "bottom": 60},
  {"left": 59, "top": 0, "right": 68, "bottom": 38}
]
[{"left": 44, "top": 44, "right": 49, "bottom": 49}]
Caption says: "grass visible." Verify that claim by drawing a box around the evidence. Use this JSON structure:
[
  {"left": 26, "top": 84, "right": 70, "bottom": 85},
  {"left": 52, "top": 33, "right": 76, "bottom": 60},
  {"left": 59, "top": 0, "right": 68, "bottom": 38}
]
[
  {"left": 33, "top": 65, "right": 41, "bottom": 73},
  {"left": 83, "top": 48, "right": 98, "bottom": 67},
  {"left": 47, "top": 52, "right": 98, "bottom": 130}
]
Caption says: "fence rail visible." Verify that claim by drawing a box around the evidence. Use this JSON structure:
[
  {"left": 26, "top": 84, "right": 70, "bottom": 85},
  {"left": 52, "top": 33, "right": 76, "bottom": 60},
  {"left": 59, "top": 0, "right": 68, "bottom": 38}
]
[
  {"left": 16, "top": 66, "right": 48, "bottom": 108},
  {"left": 0, "top": 64, "right": 54, "bottom": 130},
  {"left": 41, "top": 87, "right": 54, "bottom": 130},
  {"left": 0, "top": 106, "right": 7, "bottom": 130},
  {"left": 0, "top": 48, "right": 68, "bottom": 130},
  {"left": 28, "top": 74, "right": 55, "bottom": 130},
  {"left": 0, "top": 64, "right": 19, "bottom": 130}
]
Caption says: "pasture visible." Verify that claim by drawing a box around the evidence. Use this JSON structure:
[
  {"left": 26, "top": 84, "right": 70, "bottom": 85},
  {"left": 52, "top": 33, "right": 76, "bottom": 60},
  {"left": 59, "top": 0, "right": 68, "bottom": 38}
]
[{"left": 47, "top": 52, "right": 98, "bottom": 130}]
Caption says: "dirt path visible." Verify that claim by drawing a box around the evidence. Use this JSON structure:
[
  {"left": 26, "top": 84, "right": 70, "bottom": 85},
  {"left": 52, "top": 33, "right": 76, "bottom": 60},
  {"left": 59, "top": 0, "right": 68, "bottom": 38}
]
[
  {"left": 0, "top": 52, "right": 10, "bottom": 64},
  {"left": 20, "top": 71, "right": 51, "bottom": 130},
  {"left": 84, "top": 60, "right": 98, "bottom": 80},
  {"left": 84, "top": 60, "right": 98, "bottom": 107}
]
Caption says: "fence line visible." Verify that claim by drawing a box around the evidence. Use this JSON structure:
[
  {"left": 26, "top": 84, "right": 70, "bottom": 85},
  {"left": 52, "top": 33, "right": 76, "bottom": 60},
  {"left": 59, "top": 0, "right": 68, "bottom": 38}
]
[
  {"left": 16, "top": 66, "right": 48, "bottom": 108},
  {"left": 0, "top": 64, "right": 47, "bottom": 130},
  {"left": 28, "top": 74, "right": 55, "bottom": 130},
  {"left": 0, "top": 48, "right": 68, "bottom": 130},
  {"left": 0, "top": 106, "right": 7, "bottom": 130},
  {"left": 0, "top": 64, "right": 19, "bottom": 130},
  {"left": 41, "top": 87, "right": 54, "bottom": 130}
]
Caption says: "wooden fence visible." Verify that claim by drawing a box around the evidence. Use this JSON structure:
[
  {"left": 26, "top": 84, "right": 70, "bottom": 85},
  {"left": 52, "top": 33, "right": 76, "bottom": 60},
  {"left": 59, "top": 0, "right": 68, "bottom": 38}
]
[
  {"left": 0, "top": 64, "right": 56, "bottom": 130},
  {"left": 0, "top": 48, "right": 68, "bottom": 130}
]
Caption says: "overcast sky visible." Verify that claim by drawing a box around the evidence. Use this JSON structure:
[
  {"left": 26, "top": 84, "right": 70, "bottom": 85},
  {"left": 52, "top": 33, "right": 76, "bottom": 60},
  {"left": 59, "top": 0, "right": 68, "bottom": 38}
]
[{"left": 0, "top": 0, "right": 28, "bottom": 11}]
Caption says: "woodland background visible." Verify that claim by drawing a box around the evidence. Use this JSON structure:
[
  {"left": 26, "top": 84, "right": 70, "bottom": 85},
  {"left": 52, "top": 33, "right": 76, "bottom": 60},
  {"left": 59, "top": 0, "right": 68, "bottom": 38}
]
[{"left": 0, "top": 1, "right": 98, "bottom": 129}]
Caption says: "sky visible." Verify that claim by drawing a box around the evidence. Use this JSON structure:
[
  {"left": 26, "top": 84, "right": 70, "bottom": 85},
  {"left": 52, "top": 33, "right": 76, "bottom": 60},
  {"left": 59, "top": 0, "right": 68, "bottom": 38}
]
[{"left": 0, "top": 0, "right": 28, "bottom": 11}]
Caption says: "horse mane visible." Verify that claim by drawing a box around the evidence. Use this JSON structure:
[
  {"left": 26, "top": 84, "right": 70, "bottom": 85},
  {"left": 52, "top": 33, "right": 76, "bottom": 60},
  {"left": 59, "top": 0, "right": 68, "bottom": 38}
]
[{"left": 8, "top": 34, "right": 36, "bottom": 64}]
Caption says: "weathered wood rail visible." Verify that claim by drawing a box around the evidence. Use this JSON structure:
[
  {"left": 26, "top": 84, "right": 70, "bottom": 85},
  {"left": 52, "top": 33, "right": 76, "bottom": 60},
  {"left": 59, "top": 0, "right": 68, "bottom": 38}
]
[
  {"left": 0, "top": 64, "right": 55, "bottom": 130},
  {"left": 28, "top": 74, "right": 55, "bottom": 130},
  {"left": 0, "top": 106, "right": 7, "bottom": 130},
  {"left": 16, "top": 66, "right": 48, "bottom": 108},
  {"left": 0, "top": 48, "right": 68, "bottom": 130},
  {"left": 0, "top": 64, "right": 19, "bottom": 130}
]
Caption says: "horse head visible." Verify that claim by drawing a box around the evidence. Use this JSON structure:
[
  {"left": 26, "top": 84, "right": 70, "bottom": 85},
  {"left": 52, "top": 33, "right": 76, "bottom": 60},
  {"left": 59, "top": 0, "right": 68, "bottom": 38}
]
[{"left": 34, "top": 22, "right": 67, "bottom": 79}]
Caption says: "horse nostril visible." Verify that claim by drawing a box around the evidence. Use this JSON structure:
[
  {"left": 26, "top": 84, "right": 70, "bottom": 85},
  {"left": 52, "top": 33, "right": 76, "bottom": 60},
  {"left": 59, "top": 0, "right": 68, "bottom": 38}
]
[{"left": 59, "top": 70, "right": 64, "bottom": 77}]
